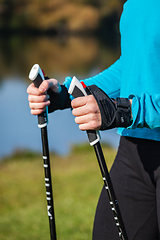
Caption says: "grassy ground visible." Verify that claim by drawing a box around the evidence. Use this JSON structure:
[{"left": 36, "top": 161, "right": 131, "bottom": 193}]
[{"left": 0, "top": 143, "right": 116, "bottom": 240}]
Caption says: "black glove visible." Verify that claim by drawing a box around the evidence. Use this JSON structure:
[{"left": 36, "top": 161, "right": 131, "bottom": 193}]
[
  {"left": 86, "top": 85, "right": 132, "bottom": 130},
  {"left": 47, "top": 85, "right": 71, "bottom": 113}
]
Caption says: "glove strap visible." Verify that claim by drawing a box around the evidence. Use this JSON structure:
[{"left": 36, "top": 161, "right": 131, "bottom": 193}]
[
  {"left": 114, "top": 97, "right": 133, "bottom": 128},
  {"left": 86, "top": 85, "right": 132, "bottom": 130}
]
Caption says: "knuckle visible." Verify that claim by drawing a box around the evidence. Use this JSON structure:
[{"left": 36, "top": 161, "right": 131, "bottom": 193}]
[
  {"left": 42, "top": 102, "right": 47, "bottom": 108},
  {"left": 41, "top": 94, "right": 47, "bottom": 101},
  {"left": 91, "top": 121, "right": 98, "bottom": 130},
  {"left": 27, "top": 83, "right": 35, "bottom": 94},
  {"left": 72, "top": 109, "right": 77, "bottom": 116},
  {"left": 88, "top": 105, "right": 96, "bottom": 115},
  {"left": 72, "top": 109, "right": 75, "bottom": 116},
  {"left": 88, "top": 95, "right": 94, "bottom": 102},
  {"left": 29, "top": 102, "right": 32, "bottom": 108},
  {"left": 27, "top": 85, "right": 31, "bottom": 94},
  {"left": 79, "top": 125, "right": 84, "bottom": 131},
  {"left": 75, "top": 117, "right": 79, "bottom": 124},
  {"left": 30, "top": 109, "right": 35, "bottom": 115},
  {"left": 90, "top": 104, "right": 95, "bottom": 113},
  {"left": 38, "top": 95, "right": 46, "bottom": 103},
  {"left": 71, "top": 99, "right": 76, "bottom": 108},
  {"left": 43, "top": 80, "right": 49, "bottom": 89}
]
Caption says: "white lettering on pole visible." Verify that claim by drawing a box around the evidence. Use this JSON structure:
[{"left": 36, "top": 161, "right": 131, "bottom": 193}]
[{"left": 47, "top": 205, "right": 52, "bottom": 217}]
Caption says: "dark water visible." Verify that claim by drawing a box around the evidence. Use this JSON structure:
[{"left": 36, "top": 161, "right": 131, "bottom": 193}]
[{"left": 0, "top": 35, "right": 120, "bottom": 159}]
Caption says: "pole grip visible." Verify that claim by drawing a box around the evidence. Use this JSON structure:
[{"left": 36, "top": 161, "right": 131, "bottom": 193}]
[
  {"left": 68, "top": 76, "right": 100, "bottom": 145},
  {"left": 29, "top": 64, "right": 48, "bottom": 128}
]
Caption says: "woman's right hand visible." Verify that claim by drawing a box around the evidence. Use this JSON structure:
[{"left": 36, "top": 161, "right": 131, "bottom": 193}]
[
  {"left": 27, "top": 78, "right": 61, "bottom": 115},
  {"left": 71, "top": 95, "right": 102, "bottom": 131}
]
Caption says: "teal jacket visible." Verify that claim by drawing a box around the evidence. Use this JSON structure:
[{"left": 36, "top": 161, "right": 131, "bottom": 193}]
[{"left": 64, "top": 0, "right": 160, "bottom": 141}]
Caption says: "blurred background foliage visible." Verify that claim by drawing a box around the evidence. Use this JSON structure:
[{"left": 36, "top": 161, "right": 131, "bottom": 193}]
[
  {"left": 0, "top": 0, "right": 126, "bottom": 81},
  {"left": 0, "top": 0, "right": 125, "bottom": 34}
]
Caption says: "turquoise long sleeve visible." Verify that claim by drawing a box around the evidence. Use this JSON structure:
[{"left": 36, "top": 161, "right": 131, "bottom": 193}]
[{"left": 64, "top": 0, "right": 160, "bottom": 141}]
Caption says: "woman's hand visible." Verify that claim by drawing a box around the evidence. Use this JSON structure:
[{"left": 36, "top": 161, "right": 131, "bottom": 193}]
[
  {"left": 71, "top": 95, "right": 102, "bottom": 131},
  {"left": 27, "top": 78, "right": 61, "bottom": 115}
]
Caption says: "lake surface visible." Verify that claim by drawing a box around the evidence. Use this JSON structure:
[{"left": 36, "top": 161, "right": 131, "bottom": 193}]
[{"left": 0, "top": 35, "right": 121, "bottom": 159}]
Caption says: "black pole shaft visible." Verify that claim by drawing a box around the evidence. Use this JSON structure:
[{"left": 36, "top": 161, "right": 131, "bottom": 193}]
[
  {"left": 67, "top": 76, "right": 128, "bottom": 239},
  {"left": 41, "top": 127, "right": 57, "bottom": 240},
  {"left": 29, "top": 64, "right": 57, "bottom": 239},
  {"left": 93, "top": 142, "right": 128, "bottom": 240}
]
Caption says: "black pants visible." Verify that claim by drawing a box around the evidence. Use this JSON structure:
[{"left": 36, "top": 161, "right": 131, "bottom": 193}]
[{"left": 92, "top": 136, "right": 160, "bottom": 240}]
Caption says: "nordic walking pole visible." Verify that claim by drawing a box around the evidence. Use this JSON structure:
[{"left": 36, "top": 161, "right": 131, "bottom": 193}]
[
  {"left": 29, "top": 64, "right": 57, "bottom": 240},
  {"left": 68, "top": 76, "right": 128, "bottom": 240}
]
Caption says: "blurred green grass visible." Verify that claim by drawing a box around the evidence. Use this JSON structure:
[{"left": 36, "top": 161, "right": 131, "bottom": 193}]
[{"left": 0, "top": 143, "right": 116, "bottom": 240}]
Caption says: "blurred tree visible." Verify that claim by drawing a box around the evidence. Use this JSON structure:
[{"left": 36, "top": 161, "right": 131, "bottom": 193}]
[
  {"left": 0, "top": 0, "right": 13, "bottom": 29},
  {"left": 0, "top": 0, "right": 126, "bottom": 34}
]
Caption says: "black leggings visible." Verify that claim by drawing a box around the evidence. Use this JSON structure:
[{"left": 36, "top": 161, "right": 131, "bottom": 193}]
[{"left": 92, "top": 136, "right": 160, "bottom": 240}]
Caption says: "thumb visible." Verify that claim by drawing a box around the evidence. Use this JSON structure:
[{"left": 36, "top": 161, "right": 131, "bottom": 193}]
[{"left": 39, "top": 78, "right": 61, "bottom": 93}]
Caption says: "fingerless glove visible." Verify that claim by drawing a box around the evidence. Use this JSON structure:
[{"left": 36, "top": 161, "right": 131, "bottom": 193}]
[
  {"left": 47, "top": 85, "right": 71, "bottom": 113},
  {"left": 86, "top": 85, "right": 132, "bottom": 130}
]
